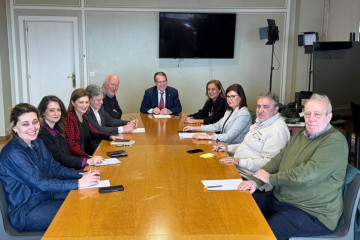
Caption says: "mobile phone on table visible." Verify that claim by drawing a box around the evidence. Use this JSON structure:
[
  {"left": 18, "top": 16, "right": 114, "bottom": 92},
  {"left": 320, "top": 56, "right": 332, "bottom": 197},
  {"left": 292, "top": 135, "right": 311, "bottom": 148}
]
[
  {"left": 187, "top": 149, "right": 204, "bottom": 154},
  {"left": 99, "top": 185, "right": 124, "bottom": 194}
]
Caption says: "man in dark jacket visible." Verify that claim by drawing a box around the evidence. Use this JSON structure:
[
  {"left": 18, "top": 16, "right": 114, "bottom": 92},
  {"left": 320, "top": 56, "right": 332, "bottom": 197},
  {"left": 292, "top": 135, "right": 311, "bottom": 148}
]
[
  {"left": 102, "top": 74, "right": 123, "bottom": 119},
  {"left": 140, "top": 72, "right": 182, "bottom": 115}
]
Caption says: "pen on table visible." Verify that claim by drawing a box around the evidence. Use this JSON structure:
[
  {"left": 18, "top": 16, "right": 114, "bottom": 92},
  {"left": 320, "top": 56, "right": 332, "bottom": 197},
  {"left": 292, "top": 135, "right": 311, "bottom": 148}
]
[{"left": 203, "top": 185, "right": 223, "bottom": 189}]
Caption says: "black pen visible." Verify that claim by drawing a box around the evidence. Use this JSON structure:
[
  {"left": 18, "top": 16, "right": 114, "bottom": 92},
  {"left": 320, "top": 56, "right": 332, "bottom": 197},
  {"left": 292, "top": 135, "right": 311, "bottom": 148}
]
[{"left": 203, "top": 185, "right": 223, "bottom": 189}]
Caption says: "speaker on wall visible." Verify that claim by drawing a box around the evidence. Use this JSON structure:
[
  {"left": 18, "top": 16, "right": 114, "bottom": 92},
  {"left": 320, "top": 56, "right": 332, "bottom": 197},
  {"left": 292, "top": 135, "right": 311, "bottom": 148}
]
[{"left": 298, "top": 34, "right": 304, "bottom": 46}]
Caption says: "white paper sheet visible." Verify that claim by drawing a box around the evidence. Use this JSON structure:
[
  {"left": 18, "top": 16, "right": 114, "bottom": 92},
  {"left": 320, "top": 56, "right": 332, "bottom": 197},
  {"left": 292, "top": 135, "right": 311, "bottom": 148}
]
[
  {"left": 131, "top": 128, "right": 146, "bottom": 133},
  {"left": 178, "top": 132, "right": 206, "bottom": 139},
  {"left": 201, "top": 179, "right": 243, "bottom": 191},
  {"left": 79, "top": 180, "right": 110, "bottom": 189},
  {"left": 95, "top": 158, "right": 121, "bottom": 166},
  {"left": 110, "top": 140, "right": 135, "bottom": 146},
  {"left": 153, "top": 114, "right": 171, "bottom": 118}
]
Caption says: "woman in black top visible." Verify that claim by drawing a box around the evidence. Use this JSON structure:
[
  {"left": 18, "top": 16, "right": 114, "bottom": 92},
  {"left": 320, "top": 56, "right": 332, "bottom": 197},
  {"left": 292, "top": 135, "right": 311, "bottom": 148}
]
[
  {"left": 184, "top": 79, "right": 226, "bottom": 124},
  {"left": 38, "top": 95, "right": 103, "bottom": 169}
]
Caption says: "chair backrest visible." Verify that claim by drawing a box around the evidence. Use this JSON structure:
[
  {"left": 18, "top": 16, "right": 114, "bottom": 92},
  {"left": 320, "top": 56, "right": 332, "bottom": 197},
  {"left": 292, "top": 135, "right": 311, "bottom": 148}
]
[
  {"left": 0, "top": 179, "right": 44, "bottom": 240},
  {"left": 335, "top": 174, "right": 360, "bottom": 238},
  {"left": 249, "top": 110, "right": 256, "bottom": 124},
  {"left": 290, "top": 173, "right": 360, "bottom": 240},
  {"left": 350, "top": 101, "right": 360, "bottom": 133}
]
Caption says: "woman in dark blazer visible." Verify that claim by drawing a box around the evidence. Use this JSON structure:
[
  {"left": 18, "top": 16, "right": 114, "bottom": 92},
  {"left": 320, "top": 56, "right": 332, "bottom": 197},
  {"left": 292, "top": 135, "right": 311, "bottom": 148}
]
[
  {"left": 38, "top": 95, "right": 104, "bottom": 169},
  {"left": 184, "top": 79, "right": 226, "bottom": 124}
]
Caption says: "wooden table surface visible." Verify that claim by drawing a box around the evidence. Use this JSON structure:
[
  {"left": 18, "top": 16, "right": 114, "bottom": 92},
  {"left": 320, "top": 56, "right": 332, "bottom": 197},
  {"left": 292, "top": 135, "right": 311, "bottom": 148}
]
[{"left": 42, "top": 113, "right": 275, "bottom": 240}]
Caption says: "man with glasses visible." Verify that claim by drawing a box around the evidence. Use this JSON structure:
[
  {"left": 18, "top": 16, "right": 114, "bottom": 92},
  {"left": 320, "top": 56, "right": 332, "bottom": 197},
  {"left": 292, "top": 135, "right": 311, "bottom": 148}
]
[
  {"left": 140, "top": 72, "right": 182, "bottom": 115},
  {"left": 215, "top": 92, "right": 290, "bottom": 186},
  {"left": 238, "top": 94, "right": 348, "bottom": 240}
]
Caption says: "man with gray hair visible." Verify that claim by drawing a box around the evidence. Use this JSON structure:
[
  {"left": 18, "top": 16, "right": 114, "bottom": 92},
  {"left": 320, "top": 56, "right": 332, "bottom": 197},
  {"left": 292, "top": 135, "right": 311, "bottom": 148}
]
[
  {"left": 215, "top": 92, "right": 290, "bottom": 183},
  {"left": 238, "top": 93, "right": 348, "bottom": 239},
  {"left": 102, "top": 74, "right": 123, "bottom": 119},
  {"left": 85, "top": 84, "right": 137, "bottom": 136}
]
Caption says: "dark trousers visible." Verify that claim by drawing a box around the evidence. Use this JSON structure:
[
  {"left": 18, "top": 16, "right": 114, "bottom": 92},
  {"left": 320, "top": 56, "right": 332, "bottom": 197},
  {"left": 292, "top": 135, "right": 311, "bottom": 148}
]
[
  {"left": 253, "top": 191, "right": 332, "bottom": 240},
  {"left": 24, "top": 192, "right": 68, "bottom": 231}
]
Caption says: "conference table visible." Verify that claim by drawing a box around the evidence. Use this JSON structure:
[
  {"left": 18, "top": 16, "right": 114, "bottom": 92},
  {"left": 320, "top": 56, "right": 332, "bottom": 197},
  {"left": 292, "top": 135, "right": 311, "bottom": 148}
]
[{"left": 42, "top": 113, "right": 275, "bottom": 240}]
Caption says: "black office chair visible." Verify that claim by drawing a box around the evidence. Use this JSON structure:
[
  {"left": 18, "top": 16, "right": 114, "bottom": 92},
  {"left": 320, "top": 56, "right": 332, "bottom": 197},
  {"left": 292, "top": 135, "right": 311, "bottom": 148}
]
[
  {"left": 290, "top": 173, "right": 360, "bottom": 240},
  {"left": 0, "top": 179, "right": 44, "bottom": 240},
  {"left": 350, "top": 101, "right": 360, "bottom": 169}
]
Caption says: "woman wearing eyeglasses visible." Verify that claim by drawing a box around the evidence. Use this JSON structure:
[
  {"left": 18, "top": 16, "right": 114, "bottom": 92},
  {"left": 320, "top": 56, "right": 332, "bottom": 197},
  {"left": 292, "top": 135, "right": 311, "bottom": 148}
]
[
  {"left": 183, "top": 84, "right": 252, "bottom": 144},
  {"left": 184, "top": 79, "right": 226, "bottom": 124}
]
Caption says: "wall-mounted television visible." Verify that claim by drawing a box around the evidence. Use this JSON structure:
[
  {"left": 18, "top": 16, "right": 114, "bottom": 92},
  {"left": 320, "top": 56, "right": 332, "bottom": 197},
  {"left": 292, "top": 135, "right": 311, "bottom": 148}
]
[
  {"left": 159, "top": 12, "right": 236, "bottom": 59},
  {"left": 313, "top": 41, "right": 360, "bottom": 112}
]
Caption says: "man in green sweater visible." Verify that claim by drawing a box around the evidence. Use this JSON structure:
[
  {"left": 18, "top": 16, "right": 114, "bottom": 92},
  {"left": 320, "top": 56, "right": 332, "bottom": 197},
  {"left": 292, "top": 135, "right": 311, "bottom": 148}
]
[{"left": 238, "top": 94, "right": 348, "bottom": 240}]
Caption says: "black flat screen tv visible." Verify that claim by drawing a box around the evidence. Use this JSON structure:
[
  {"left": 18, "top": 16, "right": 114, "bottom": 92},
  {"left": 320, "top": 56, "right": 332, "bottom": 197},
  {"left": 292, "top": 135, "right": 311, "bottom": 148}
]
[
  {"left": 159, "top": 12, "right": 236, "bottom": 59},
  {"left": 313, "top": 41, "right": 360, "bottom": 111}
]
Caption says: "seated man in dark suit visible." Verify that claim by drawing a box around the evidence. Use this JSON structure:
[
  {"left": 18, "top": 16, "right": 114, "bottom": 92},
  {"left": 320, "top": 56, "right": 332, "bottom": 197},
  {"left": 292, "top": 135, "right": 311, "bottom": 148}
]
[
  {"left": 85, "top": 84, "right": 137, "bottom": 135},
  {"left": 102, "top": 74, "right": 123, "bottom": 119},
  {"left": 140, "top": 72, "right": 182, "bottom": 115}
]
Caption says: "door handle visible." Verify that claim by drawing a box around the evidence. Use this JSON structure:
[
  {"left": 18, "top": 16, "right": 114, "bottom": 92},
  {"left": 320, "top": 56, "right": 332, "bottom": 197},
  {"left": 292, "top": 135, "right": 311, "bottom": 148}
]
[{"left": 67, "top": 73, "right": 76, "bottom": 88}]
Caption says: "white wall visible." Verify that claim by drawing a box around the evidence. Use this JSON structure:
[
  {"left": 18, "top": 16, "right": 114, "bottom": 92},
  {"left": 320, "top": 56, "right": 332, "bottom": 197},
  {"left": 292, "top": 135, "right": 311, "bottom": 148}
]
[
  {"left": 85, "top": 11, "right": 286, "bottom": 113},
  {"left": 326, "top": 0, "right": 360, "bottom": 41},
  {"left": 0, "top": 0, "right": 12, "bottom": 138},
  {"left": 293, "top": 0, "right": 325, "bottom": 92},
  {"left": 2, "top": 0, "right": 360, "bottom": 136}
]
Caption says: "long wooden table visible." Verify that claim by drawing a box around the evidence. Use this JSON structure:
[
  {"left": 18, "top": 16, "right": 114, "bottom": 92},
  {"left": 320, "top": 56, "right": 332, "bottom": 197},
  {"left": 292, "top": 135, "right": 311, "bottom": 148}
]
[{"left": 42, "top": 113, "right": 275, "bottom": 240}]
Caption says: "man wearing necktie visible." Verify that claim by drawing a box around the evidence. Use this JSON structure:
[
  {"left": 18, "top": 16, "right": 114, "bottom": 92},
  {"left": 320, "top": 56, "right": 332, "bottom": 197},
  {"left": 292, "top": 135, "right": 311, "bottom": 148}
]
[{"left": 140, "top": 72, "right": 182, "bottom": 115}]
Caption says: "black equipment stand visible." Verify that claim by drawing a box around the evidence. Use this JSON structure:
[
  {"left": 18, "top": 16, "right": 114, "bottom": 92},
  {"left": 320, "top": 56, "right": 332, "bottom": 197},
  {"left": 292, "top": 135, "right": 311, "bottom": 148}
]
[{"left": 269, "top": 43, "right": 275, "bottom": 92}]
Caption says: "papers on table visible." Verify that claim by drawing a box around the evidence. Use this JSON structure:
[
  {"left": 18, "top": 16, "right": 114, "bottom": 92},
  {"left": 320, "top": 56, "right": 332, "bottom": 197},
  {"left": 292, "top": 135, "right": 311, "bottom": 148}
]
[
  {"left": 153, "top": 114, "right": 171, "bottom": 118},
  {"left": 79, "top": 180, "right": 110, "bottom": 189},
  {"left": 131, "top": 128, "right": 145, "bottom": 133},
  {"left": 95, "top": 158, "right": 121, "bottom": 166},
  {"left": 201, "top": 179, "right": 243, "bottom": 191},
  {"left": 110, "top": 140, "right": 135, "bottom": 146},
  {"left": 178, "top": 132, "right": 206, "bottom": 139}
]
